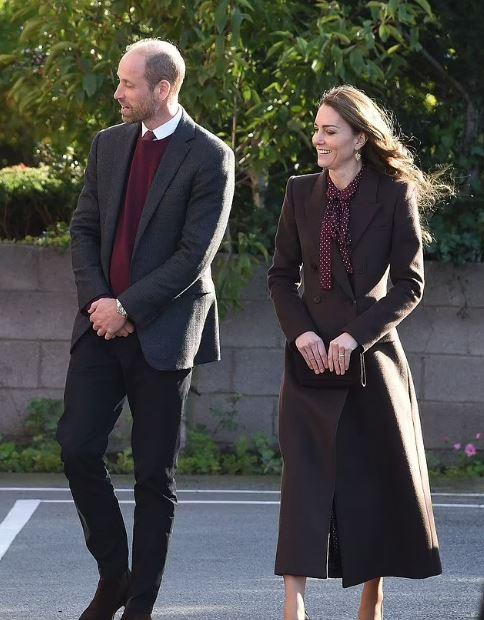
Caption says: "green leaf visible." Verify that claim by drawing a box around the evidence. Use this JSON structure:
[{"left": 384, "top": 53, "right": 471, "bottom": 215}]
[
  {"left": 82, "top": 73, "right": 97, "bottom": 97},
  {"left": 44, "top": 42, "right": 76, "bottom": 69},
  {"left": 214, "top": 0, "right": 229, "bottom": 33},
  {"left": 266, "top": 40, "right": 285, "bottom": 59},
  {"left": 235, "top": 0, "right": 253, "bottom": 10},
  {"left": 231, "top": 7, "right": 243, "bottom": 45},
  {"left": 378, "top": 23, "right": 389, "bottom": 42},
  {"left": 0, "top": 54, "right": 16, "bottom": 68},
  {"left": 335, "top": 32, "right": 351, "bottom": 45},
  {"left": 319, "top": 14, "right": 340, "bottom": 24},
  {"left": 19, "top": 17, "right": 45, "bottom": 42},
  {"left": 333, "top": 45, "right": 343, "bottom": 68},
  {"left": 386, "top": 25, "right": 404, "bottom": 43},
  {"left": 387, "top": 0, "right": 398, "bottom": 17},
  {"left": 409, "top": 26, "right": 421, "bottom": 49},
  {"left": 386, "top": 44, "right": 401, "bottom": 55},
  {"left": 214, "top": 34, "right": 226, "bottom": 72},
  {"left": 397, "top": 3, "right": 412, "bottom": 23},
  {"left": 332, "top": 45, "right": 345, "bottom": 78},
  {"left": 349, "top": 47, "right": 365, "bottom": 74},
  {"left": 413, "top": 0, "right": 433, "bottom": 18}
]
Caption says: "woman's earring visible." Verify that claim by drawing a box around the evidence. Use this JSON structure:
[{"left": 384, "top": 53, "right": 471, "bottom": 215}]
[{"left": 354, "top": 149, "right": 361, "bottom": 161}]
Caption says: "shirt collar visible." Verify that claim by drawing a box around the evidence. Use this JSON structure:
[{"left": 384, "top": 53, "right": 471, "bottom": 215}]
[{"left": 141, "top": 106, "right": 182, "bottom": 140}]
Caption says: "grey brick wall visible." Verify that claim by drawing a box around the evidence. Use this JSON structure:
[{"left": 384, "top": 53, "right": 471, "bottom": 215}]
[{"left": 0, "top": 245, "right": 482, "bottom": 451}]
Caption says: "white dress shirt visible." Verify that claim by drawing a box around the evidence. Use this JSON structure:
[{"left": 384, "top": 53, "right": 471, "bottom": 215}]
[{"left": 141, "top": 106, "right": 182, "bottom": 140}]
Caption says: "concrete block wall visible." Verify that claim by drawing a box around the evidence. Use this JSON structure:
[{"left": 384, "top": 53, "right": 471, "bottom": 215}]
[{"left": 0, "top": 244, "right": 483, "bottom": 451}]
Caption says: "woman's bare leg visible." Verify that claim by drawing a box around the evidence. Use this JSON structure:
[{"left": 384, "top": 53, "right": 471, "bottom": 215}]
[
  {"left": 283, "top": 575, "right": 307, "bottom": 620},
  {"left": 358, "top": 577, "right": 384, "bottom": 620}
]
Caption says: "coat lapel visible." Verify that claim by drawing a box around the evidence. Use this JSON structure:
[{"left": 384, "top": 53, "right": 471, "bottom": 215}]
[
  {"left": 349, "top": 166, "right": 381, "bottom": 251},
  {"left": 305, "top": 170, "right": 326, "bottom": 261},
  {"left": 102, "top": 122, "right": 140, "bottom": 276},
  {"left": 131, "top": 109, "right": 195, "bottom": 257}
]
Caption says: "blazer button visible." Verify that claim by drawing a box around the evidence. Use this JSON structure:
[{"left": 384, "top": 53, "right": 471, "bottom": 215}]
[
  {"left": 313, "top": 296, "right": 321, "bottom": 304},
  {"left": 353, "top": 300, "right": 357, "bottom": 305},
  {"left": 310, "top": 263, "right": 318, "bottom": 271}
]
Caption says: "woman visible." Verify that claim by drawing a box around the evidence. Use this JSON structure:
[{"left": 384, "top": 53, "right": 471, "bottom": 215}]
[{"left": 268, "top": 85, "right": 447, "bottom": 620}]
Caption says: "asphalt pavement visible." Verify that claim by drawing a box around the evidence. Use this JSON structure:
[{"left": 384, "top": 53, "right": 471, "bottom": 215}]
[{"left": 0, "top": 474, "right": 482, "bottom": 620}]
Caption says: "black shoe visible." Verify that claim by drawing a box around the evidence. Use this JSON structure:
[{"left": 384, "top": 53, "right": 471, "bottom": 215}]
[
  {"left": 79, "top": 570, "right": 130, "bottom": 620},
  {"left": 119, "top": 612, "right": 152, "bottom": 620}
]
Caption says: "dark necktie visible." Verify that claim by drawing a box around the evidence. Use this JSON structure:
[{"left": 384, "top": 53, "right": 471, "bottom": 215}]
[{"left": 142, "top": 130, "right": 156, "bottom": 142}]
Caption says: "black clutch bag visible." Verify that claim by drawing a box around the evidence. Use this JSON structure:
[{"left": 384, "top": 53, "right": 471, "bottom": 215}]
[{"left": 287, "top": 342, "right": 366, "bottom": 389}]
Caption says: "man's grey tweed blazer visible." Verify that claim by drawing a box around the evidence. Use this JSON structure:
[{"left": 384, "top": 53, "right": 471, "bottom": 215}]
[{"left": 69, "top": 108, "right": 235, "bottom": 370}]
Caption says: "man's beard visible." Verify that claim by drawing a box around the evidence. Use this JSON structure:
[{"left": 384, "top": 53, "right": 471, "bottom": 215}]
[{"left": 121, "top": 95, "right": 157, "bottom": 124}]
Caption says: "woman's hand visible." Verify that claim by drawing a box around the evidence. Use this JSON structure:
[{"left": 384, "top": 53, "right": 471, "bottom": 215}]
[
  {"left": 328, "top": 332, "right": 358, "bottom": 375},
  {"left": 295, "top": 331, "right": 328, "bottom": 374}
]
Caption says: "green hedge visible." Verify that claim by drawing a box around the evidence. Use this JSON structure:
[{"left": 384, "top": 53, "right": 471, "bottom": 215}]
[
  {"left": 0, "top": 164, "right": 79, "bottom": 239},
  {"left": 1, "top": 166, "right": 482, "bottom": 266}
]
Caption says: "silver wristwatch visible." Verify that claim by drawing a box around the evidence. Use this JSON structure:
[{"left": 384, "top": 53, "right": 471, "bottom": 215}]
[{"left": 115, "top": 299, "right": 128, "bottom": 319}]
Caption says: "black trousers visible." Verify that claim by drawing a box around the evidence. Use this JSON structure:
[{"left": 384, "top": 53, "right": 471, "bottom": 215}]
[{"left": 56, "top": 328, "right": 192, "bottom": 613}]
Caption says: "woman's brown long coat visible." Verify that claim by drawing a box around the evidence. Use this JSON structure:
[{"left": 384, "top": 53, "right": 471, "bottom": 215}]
[{"left": 268, "top": 166, "right": 441, "bottom": 586}]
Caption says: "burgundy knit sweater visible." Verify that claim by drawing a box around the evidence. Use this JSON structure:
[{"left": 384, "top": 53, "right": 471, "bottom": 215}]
[{"left": 109, "top": 134, "right": 171, "bottom": 297}]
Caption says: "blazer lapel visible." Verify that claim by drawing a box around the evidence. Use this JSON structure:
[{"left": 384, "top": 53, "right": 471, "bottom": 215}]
[
  {"left": 131, "top": 109, "right": 195, "bottom": 258},
  {"left": 102, "top": 122, "right": 140, "bottom": 276},
  {"left": 349, "top": 166, "right": 381, "bottom": 251}
]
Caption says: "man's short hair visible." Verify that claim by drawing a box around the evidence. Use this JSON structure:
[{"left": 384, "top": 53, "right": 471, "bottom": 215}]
[{"left": 125, "top": 39, "right": 185, "bottom": 97}]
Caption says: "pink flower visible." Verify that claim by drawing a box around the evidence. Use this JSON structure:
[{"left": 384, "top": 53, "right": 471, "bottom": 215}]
[
  {"left": 464, "top": 443, "right": 477, "bottom": 457},
  {"left": 476, "top": 433, "right": 481, "bottom": 440},
  {"left": 453, "top": 443, "right": 461, "bottom": 451}
]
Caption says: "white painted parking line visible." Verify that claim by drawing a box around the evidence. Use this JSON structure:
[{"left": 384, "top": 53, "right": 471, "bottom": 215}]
[
  {"left": 0, "top": 500, "right": 40, "bottom": 561},
  {"left": 433, "top": 503, "right": 484, "bottom": 509},
  {"left": 41, "top": 499, "right": 280, "bottom": 505},
  {"left": 1, "top": 487, "right": 483, "bottom": 497},
  {"left": 0, "top": 487, "right": 281, "bottom": 494},
  {"left": 13, "top": 499, "right": 484, "bottom": 508},
  {"left": 432, "top": 493, "right": 484, "bottom": 497}
]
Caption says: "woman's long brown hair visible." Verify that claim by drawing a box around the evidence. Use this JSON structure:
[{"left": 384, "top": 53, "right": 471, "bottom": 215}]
[{"left": 319, "top": 85, "right": 454, "bottom": 242}]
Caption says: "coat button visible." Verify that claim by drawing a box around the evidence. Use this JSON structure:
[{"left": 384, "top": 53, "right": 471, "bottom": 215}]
[
  {"left": 310, "top": 263, "right": 318, "bottom": 271},
  {"left": 313, "top": 296, "right": 321, "bottom": 304}
]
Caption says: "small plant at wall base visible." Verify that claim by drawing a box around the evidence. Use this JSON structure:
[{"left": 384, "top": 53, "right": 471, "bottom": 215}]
[
  {"left": 110, "top": 428, "right": 283, "bottom": 476},
  {"left": 23, "top": 221, "right": 70, "bottom": 249},
  {"left": 210, "top": 394, "right": 241, "bottom": 435},
  {"left": 0, "top": 398, "right": 63, "bottom": 473},
  {"left": 428, "top": 433, "right": 484, "bottom": 480},
  {"left": 0, "top": 399, "right": 482, "bottom": 479}
]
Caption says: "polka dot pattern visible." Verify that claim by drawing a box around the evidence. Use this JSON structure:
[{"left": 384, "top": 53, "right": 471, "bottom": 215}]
[{"left": 319, "top": 167, "right": 364, "bottom": 290}]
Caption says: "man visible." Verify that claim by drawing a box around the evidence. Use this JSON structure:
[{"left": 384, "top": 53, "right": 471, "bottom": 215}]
[{"left": 56, "top": 39, "right": 234, "bottom": 620}]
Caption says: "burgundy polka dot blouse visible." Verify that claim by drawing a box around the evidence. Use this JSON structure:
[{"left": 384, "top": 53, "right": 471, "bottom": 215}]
[{"left": 319, "top": 167, "right": 364, "bottom": 290}]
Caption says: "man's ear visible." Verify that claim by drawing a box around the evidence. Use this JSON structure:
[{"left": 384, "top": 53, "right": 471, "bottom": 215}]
[{"left": 157, "top": 80, "right": 171, "bottom": 102}]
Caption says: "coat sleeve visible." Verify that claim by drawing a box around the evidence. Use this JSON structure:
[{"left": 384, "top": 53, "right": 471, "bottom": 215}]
[
  {"left": 70, "top": 132, "right": 113, "bottom": 312},
  {"left": 267, "top": 177, "right": 318, "bottom": 343},
  {"left": 343, "top": 182, "right": 424, "bottom": 351},
  {"left": 117, "top": 145, "right": 235, "bottom": 328}
]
